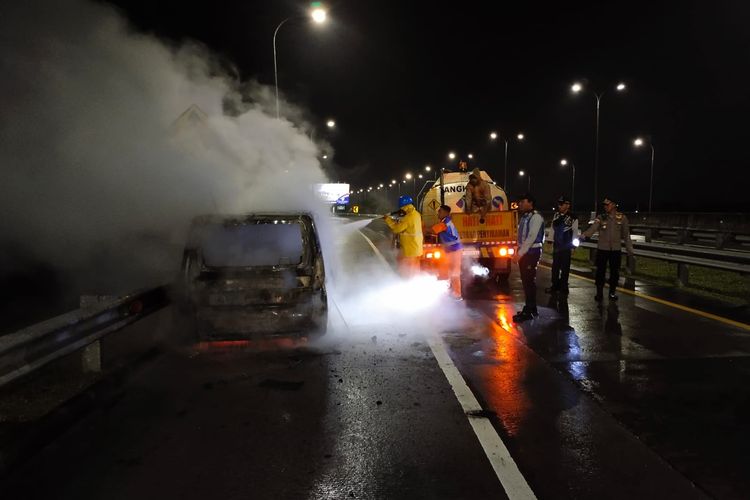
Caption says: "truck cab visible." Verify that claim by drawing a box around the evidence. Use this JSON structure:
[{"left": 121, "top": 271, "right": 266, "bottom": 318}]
[{"left": 420, "top": 169, "right": 518, "bottom": 284}]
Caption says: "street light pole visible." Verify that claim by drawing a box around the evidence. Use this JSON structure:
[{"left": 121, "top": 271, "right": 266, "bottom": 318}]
[
  {"left": 594, "top": 94, "right": 601, "bottom": 210},
  {"left": 649, "top": 144, "right": 655, "bottom": 212},
  {"left": 273, "top": 18, "right": 290, "bottom": 119},
  {"left": 634, "top": 137, "right": 656, "bottom": 212},
  {"left": 571, "top": 81, "right": 626, "bottom": 211},
  {"left": 560, "top": 159, "right": 576, "bottom": 210},
  {"left": 518, "top": 170, "right": 531, "bottom": 191},
  {"left": 273, "top": 6, "right": 327, "bottom": 119},
  {"left": 503, "top": 139, "right": 509, "bottom": 190},
  {"left": 490, "top": 131, "right": 523, "bottom": 191}
]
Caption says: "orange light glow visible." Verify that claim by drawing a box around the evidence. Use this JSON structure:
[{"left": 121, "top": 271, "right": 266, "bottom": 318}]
[
  {"left": 426, "top": 252, "right": 433, "bottom": 259},
  {"left": 486, "top": 302, "right": 531, "bottom": 437},
  {"left": 434, "top": 251, "right": 442, "bottom": 259},
  {"left": 508, "top": 248, "right": 515, "bottom": 255},
  {"left": 499, "top": 247, "right": 508, "bottom": 257},
  {"left": 195, "top": 338, "right": 301, "bottom": 352}
]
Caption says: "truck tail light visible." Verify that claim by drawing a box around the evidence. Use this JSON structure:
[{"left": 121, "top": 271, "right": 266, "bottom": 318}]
[
  {"left": 434, "top": 251, "right": 442, "bottom": 259},
  {"left": 498, "top": 247, "right": 508, "bottom": 257},
  {"left": 508, "top": 248, "right": 515, "bottom": 255}
]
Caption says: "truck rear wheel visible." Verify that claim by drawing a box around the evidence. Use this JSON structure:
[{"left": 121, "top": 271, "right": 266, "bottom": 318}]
[{"left": 494, "top": 272, "right": 510, "bottom": 288}]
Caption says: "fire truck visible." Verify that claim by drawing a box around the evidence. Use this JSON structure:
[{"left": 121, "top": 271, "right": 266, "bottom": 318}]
[{"left": 420, "top": 168, "right": 518, "bottom": 284}]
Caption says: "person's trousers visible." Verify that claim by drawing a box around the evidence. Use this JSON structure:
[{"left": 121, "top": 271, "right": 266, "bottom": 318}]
[
  {"left": 519, "top": 248, "right": 541, "bottom": 312},
  {"left": 398, "top": 256, "right": 421, "bottom": 278},
  {"left": 551, "top": 248, "right": 572, "bottom": 290},
  {"left": 595, "top": 249, "right": 622, "bottom": 291},
  {"left": 446, "top": 249, "right": 462, "bottom": 298}
]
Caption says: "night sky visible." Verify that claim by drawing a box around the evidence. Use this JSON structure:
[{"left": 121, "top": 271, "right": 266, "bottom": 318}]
[{"left": 107, "top": 0, "right": 750, "bottom": 212}]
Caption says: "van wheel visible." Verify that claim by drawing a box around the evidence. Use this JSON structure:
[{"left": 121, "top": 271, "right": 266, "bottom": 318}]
[
  {"left": 494, "top": 273, "right": 510, "bottom": 290},
  {"left": 495, "top": 273, "right": 510, "bottom": 283}
]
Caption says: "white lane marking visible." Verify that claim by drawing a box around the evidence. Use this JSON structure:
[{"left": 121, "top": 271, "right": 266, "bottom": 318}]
[
  {"left": 358, "top": 230, "right": 537, "bottom": 500},
  {"left": 426, "top": 336, "right": 537, "bottom": 500}
]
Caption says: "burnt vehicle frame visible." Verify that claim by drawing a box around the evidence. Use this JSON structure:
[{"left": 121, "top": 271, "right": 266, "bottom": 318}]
[{"left": 177, "top": 212, "right": 327, "bottom": 340}]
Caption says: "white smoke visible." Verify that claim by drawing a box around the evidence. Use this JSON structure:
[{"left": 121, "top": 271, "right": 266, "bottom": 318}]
[{"left": 0, "top": 0, "right": 330, "bottom": 294}]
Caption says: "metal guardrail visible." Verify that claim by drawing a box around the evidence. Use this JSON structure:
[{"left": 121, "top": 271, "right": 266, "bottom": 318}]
[
  {"left": 572, "top": 240, "right": 750, "bottom": 287},
  {"left": 629, "top": 224, "right": 750, "bottom": 251},
  {"left": 0, "top": 286, "right": 169, "bottom": 388}
]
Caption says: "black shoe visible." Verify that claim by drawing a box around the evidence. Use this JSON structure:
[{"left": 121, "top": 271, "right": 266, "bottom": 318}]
[
  {"left": 513, "top": 309, "right": 538, "bottom": 322},
  {"left": 545, "top": 286, "right": 559, "bottom": 294},
  {"left": 608, "top": 293, "right": 618, "bottom": 301}
]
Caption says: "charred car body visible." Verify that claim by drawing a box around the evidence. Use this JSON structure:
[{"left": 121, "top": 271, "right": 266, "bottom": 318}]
[{"left": 178, "top": 213, "right": 327, "bottom": 339}]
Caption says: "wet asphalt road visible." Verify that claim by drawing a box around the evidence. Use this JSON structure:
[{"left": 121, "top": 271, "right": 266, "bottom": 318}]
[{"left": 3, "top": 218, "right": 750, "bottom": 499}]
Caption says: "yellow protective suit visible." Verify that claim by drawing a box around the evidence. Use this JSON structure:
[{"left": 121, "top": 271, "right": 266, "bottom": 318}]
[{"left": 385, "top": 204, "right": 424, "bottom": 258}]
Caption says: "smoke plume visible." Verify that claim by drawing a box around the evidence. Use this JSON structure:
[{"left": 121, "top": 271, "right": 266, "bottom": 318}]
[{"left": 0, "top": 0, "right": 330, "bottom": 296}]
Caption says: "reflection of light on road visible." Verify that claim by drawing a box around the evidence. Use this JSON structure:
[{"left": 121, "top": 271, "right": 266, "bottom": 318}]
[
  {"left": 485, "top": 303, "right": 530, "bottom": 437},
  {"left": 195, "top": 338, "right": 300, "bottom": 352},
  {"left": 496, "top": 304, "right": 513, "bottom": 333}
]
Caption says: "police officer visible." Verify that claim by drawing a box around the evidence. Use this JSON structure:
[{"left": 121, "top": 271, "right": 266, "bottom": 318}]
[
  {"left": 513, "top": 193, "right": 545, "bottom": 322},
  {"left": 581, "top": 196, "right": 634, "bottom": 301},
  {"left": 546, "top": 195, "right": 578, "bottom": 295}
]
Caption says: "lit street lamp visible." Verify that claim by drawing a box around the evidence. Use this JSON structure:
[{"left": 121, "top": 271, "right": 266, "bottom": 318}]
[
  {"left": 326, "top": 119, "right": 336, "bottom": 128},
  {"left": 518, "top": 170, "right": 531, "bottom": 191},
  {"left": 560, "top": 159, "right": 576, "bottom": 210},
  {"left": 570, "top": 80, "right": 627, "bottom": 210},
  {"left": 273, "top": 3, "right": 327, "bottom": 119},
  {"left": 405, "top": 172, "right": 415, "bottom": 196},
  {"left": 467, "top": 153, "right": 474, "bottom": 160},
  {"left": 490, "top": 131, "right": 525, "bottom": 190},
  {"left": 633, "top": 137, "right": 656, "bottom": 212}
]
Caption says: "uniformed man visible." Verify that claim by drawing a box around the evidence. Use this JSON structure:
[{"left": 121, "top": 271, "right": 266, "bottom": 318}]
[
  {"left": 512, "top": 193, "right": 545, "bottom": 322},
  {"left": 430, "top": 205, "right": 463, "bottom": 299},
  {"left": 546, "top": 195, "right": 579, "bottom": 295},
  {"left": 581, "top": 196, "right": 634, "bottom": 301}
]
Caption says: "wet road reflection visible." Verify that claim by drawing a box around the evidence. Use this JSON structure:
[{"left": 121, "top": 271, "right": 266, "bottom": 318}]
[{"left": 449, "top": 266, "right": 743, "bottom": 499}]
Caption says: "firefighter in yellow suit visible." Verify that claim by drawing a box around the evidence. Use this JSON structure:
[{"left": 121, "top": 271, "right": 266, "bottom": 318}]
[{"left": 384, "top": 195, "right": 424, "bottom": 278}]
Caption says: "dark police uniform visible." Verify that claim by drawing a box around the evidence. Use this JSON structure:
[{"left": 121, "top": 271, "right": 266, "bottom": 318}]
[
  {"left": 582, "top": 205, "right": 634, "bottom": 300},
  {"left": 549, "top": 209, "right": 579, "bottom": 293}
]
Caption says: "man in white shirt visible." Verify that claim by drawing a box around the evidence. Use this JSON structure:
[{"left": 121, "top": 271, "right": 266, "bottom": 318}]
[{"left": 513, "top": 193, "right": 545, "bottom": 322}]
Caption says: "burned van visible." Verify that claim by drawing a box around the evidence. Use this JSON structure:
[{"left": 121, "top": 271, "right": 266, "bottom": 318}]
[{"left": 178, "top": 213, "right": 327, "bottom": 339}]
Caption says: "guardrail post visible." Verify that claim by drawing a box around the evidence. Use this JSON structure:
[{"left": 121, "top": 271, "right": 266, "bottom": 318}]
[
  {"left": 644, "top": 228, "right": 653, "bottom": 243},
  {"left": 715, "top": 232, "right": 729, "bottom": 250},
  {"left": 626, "top": 254, "right": 636, "bottom": 276},
  {"left": 677, "top": 229, "right": 688, "bottom": 245},
  {"left": 79, "top": 295, "right": 113, "bottom": 373},
  {"left": 677, "top": 263, "right": 689, "bottom": 287}
]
